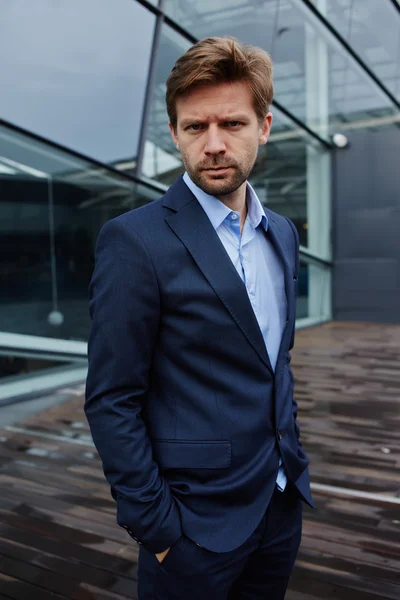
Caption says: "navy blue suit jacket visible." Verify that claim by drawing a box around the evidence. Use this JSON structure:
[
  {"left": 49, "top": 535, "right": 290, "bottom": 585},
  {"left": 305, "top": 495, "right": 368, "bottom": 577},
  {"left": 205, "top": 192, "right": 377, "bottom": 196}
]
[{"left": 84, "top": 176, "right": 313, "bottom": 555}]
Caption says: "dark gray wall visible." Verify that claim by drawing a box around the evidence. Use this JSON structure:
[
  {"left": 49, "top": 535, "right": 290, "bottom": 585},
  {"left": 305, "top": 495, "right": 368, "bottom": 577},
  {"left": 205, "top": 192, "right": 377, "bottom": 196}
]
[{"left": 333, "top": 127, "right": 400, "bottom": 323}]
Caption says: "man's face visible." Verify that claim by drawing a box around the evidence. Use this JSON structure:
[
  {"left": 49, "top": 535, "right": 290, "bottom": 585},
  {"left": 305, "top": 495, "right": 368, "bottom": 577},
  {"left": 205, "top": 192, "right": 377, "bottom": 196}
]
[{"left": 169, "top": 81, "right": 272, "bottom": 198}]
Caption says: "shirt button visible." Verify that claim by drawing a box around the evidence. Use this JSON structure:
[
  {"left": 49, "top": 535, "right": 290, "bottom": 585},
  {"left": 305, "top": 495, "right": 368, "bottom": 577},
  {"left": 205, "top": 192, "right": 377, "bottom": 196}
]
[{"left": 231, "top": 213, "right": 238, "bottom": 220}]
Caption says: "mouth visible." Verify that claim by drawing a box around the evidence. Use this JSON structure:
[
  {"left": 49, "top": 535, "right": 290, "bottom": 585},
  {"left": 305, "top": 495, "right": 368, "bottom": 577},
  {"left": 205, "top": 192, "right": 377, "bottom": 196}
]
[{"left": 202, "top": 166, "right": 232, "bottom": 175}]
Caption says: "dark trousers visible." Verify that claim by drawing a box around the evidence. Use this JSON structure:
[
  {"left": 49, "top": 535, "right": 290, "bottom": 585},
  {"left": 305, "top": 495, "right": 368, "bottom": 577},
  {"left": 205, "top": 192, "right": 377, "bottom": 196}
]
[{"left": 137, "top": 483, "right": 302, "bottom": 599}]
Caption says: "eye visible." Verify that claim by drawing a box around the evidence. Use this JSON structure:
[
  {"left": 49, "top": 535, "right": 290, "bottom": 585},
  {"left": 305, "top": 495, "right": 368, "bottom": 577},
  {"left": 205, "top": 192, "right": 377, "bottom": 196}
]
[
  {"left": 226, "top": 121, "right": 241, "bottom": 128},
  {"left": 187, "top": 123, "right": 203, "bottom": 131}
]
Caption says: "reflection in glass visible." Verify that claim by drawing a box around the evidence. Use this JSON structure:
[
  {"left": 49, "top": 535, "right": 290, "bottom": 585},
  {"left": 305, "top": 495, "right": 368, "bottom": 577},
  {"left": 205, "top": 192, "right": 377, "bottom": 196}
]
[
  {"left": 311, "top": 0, "right": 400, "bottom": 102},
  {"left": 0, "top": 352, "right": 82, "bottom": 381},
  {"left": 144, "top": 24, "right": 330, "bottom": 251},
  {"left": 250, "top": 108, "right": 329, "bottom": 249},
  {"left": 0, "top": 124, "right": 160, "bottom": 342},
  {"left": 296, "top": 258, "right": 331, "bottom": 322},
  {"left": 142, "top": 25, "right": 191, "bottom": 183},
  {"left": 163, "top": 0, "right": 397, "bottom": 135},
  {"left": 0, "top": 0, "right": 155, "bottom": 164}
]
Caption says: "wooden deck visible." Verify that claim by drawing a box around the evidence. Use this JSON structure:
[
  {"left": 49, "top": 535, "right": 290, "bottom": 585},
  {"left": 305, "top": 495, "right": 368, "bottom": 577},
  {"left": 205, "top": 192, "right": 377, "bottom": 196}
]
[{"left": 0, "top": 321, "right": 399, "bottom": 599}]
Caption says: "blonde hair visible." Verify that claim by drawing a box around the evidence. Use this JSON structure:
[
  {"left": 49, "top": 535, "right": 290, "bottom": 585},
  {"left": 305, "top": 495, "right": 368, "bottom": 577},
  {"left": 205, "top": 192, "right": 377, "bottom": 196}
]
[{"left": 166, "top": 36, "right": 274, "bottom": 129}]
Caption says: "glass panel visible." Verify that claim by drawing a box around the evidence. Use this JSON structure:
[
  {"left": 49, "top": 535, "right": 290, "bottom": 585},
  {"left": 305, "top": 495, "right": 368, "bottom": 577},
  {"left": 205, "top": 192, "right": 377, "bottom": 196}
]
[
  {"left": 296, "top": 257, "right": 331, "bottom": 321},
  {"left": 145, "top": 27, "right": 331, "bottom": 254},
  {"left": 164, "top": 0, "right": 278, "bottom": 45},
  {"left": 0, "top": 0, "right": 155, "bottom": 164},
  {"left": 250, "top": 107, "right": 331, "bottom": 252},
  {"left": 142, "top": 25, "right": 191, "bottom": 184},
  {"left": 163, "top": 0, "right": 397, "bottom": 135},
  {"left": 0, "top": 352, "right": 80, "bottom": 382},
  {"left": 0, "top": 124, "right": 160, "bottom": 342},
  {"left": 311, "top": 0, "right": 400, "bottom": 102}
]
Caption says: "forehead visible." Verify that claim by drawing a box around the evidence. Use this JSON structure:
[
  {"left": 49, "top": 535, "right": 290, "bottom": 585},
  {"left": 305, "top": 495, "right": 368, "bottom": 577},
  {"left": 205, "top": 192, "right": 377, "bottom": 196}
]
[{"left": 175, "top": 81, "right": 256, "bottom": 122}]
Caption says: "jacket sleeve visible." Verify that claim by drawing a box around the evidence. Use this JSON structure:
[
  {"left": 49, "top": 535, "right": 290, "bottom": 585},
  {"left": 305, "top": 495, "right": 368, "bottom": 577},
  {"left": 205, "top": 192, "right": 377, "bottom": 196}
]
[
  {"left": 284, "top": 217, "right": 301, "bottom": 442},
  {"left": 84, "top": 218, "right": 182, "bottom": 553}
]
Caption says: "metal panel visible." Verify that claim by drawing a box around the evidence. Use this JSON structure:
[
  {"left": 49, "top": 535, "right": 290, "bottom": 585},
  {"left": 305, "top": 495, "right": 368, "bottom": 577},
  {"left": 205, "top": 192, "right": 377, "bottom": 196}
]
[{"left": 333, "top": 128, "right": 400, "bottom": 322}]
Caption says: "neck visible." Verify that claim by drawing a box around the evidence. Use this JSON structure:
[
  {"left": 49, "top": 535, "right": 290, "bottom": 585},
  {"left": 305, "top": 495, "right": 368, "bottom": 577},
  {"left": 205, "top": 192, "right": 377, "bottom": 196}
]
[{"left": 216, "top": 181, "right": 247, "bottom": 230}]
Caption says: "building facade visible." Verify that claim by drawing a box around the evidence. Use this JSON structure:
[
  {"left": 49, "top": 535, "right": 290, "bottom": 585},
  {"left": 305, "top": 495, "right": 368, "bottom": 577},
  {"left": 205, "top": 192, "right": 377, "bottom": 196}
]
[{"left": 0, "top": 0, "right": 399, "bottom": 398}]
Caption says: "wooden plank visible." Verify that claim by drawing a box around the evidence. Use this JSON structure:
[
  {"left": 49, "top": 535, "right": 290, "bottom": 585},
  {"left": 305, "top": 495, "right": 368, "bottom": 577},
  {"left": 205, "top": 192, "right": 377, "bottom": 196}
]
[
  {"left": 0, "top": 562, "right": 68, "bottom": 600},
  {"left": 0, "top": 503, "right": 127, "bottom": 546},
  {"left": 0, "top": 538, "right": 135, "bottom": 598},
  {"left": 0, "top": 554, "right": 135, "bottom": 599},
  {"left": 0, "top": 508, "right": 129, "bottom": 558},
  {"left": 0, "top": 486, "right": 115, "bottom": 528},
  {"left": 0, "top": 522, "right": 138, "bottom": 578},
  {"left": 0, "top": 321, "right": 399, "bottom": 599}
]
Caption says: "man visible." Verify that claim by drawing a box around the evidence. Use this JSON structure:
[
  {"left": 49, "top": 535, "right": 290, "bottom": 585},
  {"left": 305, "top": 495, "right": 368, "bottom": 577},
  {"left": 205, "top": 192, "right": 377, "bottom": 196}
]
[{"left": 85, "top": 36, "right": 313, "bottom": 599}]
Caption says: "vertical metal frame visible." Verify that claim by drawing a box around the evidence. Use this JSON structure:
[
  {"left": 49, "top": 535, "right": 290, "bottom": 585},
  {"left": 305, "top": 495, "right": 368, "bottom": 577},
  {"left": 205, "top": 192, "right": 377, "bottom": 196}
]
[{"left": 135, "top": 2, "right": 165, "bottom": 177}]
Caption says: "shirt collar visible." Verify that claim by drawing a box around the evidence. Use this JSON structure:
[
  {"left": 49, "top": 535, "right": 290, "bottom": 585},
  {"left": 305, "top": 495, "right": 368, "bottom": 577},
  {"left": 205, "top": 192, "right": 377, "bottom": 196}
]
[
  {"left": 246, "top": 181, "right": 269, "bottom": 232},
  {"left": 183, "top": 172, "right": 230, "bottom": 230},
  {"left": 183, "top": 172, "right": 268, "bottom": 232}
]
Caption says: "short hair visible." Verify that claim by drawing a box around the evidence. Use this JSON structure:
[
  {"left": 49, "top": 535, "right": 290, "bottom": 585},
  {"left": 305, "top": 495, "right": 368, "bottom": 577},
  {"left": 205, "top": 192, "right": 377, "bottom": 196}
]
[{"left": 166, "top": 36, "right": 274, "bottom": 130}]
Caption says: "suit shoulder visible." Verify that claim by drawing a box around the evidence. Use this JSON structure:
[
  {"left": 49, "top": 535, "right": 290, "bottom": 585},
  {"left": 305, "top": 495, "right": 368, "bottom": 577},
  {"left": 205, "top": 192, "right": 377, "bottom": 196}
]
[
  {"left": 264, "top": 207, "right": 295, "bottom": 234},
  {"left": 98, "top": 195, "right": 168, "bottom": 245},
  {"left": 109, "top": 196, "right": 165, "bottom": 229}
]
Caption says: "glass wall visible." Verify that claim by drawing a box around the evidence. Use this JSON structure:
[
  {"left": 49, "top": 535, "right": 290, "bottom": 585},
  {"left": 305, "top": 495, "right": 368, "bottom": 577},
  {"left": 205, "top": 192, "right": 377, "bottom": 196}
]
[
  {"left": 142, "top": 20, "right": 331, "bottom": 259},
  {"left": 1, "top": 0, "right": 398, "bottom": 399},
  {"left": 10, "top": 0, "right": 400, "bottom": 361},
  {"left": 0, "top": 354, "right": 72, "bottom": 382},
  {"left": 0, "top": 0, "right": 155, "bottom": 164},
  {"left": 0, "top": 123, "right": 161, "bottom": 342},
  {"left": 162, "top": 0, "right": 398, "bottom": 136},
  {"left": 312, "top": 0, "right": 400, "bottom": 102},
  {"left": 296, "top": 257, "right": 331, "bottom": 323},
  {"left": 248, "top": 109, "right": 330, "bottom": 253},
  {"left": 142, "top": 25, "right": 191, "bottom": 184}
]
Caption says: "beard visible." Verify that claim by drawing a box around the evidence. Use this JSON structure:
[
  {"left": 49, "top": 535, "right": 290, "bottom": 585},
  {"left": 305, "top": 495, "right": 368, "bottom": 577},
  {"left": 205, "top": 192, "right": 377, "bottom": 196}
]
[{"left": 181, "top": 146, "right": 258, "bottom": 198}]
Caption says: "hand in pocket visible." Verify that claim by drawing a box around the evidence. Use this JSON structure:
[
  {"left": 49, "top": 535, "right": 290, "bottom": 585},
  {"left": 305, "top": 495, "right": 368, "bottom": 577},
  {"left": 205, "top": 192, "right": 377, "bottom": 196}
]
[{"left": 155, "top": 547, "right": 171, "bottom": 564}]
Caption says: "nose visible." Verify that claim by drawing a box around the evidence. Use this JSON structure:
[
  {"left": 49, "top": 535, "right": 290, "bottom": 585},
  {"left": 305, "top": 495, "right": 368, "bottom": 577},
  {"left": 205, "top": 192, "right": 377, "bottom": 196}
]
[{"left": 204, "top": 126, "right": 226, "bottom": 156}]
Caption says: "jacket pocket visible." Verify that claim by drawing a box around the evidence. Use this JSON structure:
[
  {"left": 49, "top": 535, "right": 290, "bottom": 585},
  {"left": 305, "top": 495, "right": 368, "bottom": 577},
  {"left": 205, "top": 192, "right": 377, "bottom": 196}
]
[{"left": 152, "top": 440, "right": 231, "bottom": 470}]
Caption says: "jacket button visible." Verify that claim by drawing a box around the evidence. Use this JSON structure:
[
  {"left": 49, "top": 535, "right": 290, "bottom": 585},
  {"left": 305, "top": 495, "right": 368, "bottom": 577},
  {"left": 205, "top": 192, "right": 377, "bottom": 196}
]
[{"left": 277, "top": 429, "right": 283, "bottom": 441}]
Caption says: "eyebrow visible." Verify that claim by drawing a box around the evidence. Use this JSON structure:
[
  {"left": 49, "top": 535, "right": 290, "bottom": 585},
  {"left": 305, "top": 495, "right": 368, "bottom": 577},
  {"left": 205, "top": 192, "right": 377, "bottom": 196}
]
[{"left": 179, "top": 115, "right": 250, "bottom": 128}]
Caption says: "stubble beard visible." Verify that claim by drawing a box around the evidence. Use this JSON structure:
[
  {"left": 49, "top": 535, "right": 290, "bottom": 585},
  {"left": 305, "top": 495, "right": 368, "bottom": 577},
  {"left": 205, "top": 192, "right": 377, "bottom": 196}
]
[{"left": 181, "top": 149, "right": 258, "bottom": 198}]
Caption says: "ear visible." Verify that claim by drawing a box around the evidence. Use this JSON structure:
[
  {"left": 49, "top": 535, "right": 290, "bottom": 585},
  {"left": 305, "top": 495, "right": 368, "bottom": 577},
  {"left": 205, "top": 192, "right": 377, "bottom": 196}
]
[
  {"left": 259, "top": 112, "right": 273, "bottom": 146},
  {"left": 169, "top": 122, "right": 179, "bottom": 149}
]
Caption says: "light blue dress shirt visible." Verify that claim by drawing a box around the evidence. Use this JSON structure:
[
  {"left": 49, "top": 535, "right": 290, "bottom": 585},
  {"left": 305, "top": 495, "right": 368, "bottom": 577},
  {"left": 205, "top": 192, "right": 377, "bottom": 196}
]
[{"left": 183, "top": 172, "right": 288, "bottom": 492}]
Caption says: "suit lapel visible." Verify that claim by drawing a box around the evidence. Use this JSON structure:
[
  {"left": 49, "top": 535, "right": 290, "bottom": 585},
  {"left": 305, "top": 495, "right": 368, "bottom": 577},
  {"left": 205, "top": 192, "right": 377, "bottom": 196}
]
[{"left": 163, "top": 179, "right": 272, "bottom": 373}]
